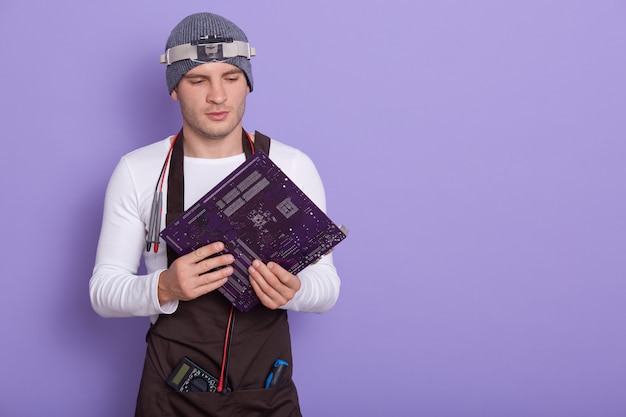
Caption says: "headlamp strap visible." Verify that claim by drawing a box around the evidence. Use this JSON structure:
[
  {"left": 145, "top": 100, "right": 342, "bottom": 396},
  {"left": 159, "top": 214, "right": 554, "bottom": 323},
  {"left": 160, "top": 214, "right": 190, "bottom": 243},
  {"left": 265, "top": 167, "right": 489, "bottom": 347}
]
[{"left": 160, "top": 40, "right": 256, "bottom": 65}]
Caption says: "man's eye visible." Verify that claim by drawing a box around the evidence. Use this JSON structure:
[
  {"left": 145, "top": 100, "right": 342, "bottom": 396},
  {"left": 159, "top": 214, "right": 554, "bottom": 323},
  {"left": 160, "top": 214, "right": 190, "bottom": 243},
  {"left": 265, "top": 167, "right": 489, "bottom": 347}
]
[{"left": 189, "top": 79, "right": 205, "bottom": 84}]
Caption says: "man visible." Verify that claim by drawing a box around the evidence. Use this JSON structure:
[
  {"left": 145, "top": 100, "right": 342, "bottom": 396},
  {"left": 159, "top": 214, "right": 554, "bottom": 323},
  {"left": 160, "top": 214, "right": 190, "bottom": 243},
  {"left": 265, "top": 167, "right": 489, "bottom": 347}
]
[{"left": 89, "top": 12, "right": 341, "bottom": 416}]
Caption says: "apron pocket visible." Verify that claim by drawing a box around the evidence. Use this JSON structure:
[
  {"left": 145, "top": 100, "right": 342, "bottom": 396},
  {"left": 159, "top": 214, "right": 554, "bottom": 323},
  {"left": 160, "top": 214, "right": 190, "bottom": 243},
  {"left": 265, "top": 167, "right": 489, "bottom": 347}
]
[{"left": 158, "top": 380, "right": 301, "bottom": 417}]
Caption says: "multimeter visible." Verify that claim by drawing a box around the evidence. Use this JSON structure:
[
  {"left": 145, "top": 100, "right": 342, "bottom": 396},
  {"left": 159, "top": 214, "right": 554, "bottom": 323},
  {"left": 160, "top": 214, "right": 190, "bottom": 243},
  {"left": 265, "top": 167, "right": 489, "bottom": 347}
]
[{"left": 167, "top": 357, "right": 231, "bottom": 393}]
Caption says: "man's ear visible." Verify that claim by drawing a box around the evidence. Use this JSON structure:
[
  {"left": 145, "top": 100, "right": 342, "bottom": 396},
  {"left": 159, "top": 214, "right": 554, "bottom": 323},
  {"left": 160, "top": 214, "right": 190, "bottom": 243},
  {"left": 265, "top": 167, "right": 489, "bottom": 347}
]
[{"left": 171, "top": 88, "right": 179, "bottom": 101}]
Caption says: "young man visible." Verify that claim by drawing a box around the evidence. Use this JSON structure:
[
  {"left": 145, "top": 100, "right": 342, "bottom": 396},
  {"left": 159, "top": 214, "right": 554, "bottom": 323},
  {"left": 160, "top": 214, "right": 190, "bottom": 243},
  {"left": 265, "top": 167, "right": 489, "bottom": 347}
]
[{"left": 89, "top": 12, "right": 341, "bottom": 416}]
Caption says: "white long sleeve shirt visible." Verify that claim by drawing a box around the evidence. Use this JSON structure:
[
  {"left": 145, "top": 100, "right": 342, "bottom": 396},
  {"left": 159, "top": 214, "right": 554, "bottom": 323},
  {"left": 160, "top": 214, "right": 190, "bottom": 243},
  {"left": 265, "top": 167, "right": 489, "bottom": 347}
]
[{"left": 89, "top": 135, "right": 341, "bottom": 322}]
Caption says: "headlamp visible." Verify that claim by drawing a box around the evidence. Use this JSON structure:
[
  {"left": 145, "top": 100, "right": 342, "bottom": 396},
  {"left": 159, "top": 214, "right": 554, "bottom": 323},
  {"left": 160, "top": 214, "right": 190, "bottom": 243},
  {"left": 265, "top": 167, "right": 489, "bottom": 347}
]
[{"left": 160, "top": 35, "right": 256, "bottom": 65}]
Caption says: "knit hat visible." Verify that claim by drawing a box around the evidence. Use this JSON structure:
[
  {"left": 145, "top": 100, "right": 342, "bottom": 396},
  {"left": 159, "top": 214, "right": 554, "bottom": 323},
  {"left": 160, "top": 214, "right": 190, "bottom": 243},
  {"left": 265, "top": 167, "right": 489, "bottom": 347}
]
[{"left": 163, "top": 13, "right": 254, "bottom": 94}]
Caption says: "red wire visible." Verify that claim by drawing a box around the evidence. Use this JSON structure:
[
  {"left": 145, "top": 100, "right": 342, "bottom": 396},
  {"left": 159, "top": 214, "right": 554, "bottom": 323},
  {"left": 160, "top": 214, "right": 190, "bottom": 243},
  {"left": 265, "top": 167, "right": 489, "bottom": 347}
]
[
  {"left": 160, "top": 134, "right": 178, "bottom": 191},
  {"left": 217, "top": 305, "right": 235, "bottom": 392},
  {"left": 246, "top": 131, "right": 255, "bottom": 154}
]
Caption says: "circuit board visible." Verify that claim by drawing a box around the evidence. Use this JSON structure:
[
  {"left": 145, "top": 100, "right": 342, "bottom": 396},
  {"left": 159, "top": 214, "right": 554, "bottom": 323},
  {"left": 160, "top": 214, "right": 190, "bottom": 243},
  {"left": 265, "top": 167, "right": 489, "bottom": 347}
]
[{"left": 160, "top": 151, "right": 347, "bottom": 312}]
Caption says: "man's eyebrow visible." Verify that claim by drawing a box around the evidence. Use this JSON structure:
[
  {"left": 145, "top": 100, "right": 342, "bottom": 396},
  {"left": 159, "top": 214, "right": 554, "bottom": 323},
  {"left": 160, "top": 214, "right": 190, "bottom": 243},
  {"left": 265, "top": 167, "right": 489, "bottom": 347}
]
[{"left": 222, "top": 68, "right": 244, "bottom": 76}]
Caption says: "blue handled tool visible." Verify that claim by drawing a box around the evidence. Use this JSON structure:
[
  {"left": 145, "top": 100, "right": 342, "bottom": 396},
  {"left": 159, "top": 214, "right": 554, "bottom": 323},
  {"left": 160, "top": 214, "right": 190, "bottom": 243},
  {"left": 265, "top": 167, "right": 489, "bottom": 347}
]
[{"left": 265, "top": 359, "right": 289, "bottom": 388}]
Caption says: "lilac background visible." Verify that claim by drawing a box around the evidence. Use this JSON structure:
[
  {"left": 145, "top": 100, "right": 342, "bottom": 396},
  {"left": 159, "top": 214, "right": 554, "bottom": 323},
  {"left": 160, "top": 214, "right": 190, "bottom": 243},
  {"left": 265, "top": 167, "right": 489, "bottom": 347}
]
[{"left": 1, "top": 0, "right": 625, "bottom": 416}]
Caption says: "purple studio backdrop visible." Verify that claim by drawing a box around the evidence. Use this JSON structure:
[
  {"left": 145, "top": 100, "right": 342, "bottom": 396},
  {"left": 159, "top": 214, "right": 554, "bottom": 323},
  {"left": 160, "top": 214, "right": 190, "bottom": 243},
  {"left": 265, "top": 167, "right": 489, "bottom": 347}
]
[{"left": 1, "top": 1, "right": 625, "bottom": 416}]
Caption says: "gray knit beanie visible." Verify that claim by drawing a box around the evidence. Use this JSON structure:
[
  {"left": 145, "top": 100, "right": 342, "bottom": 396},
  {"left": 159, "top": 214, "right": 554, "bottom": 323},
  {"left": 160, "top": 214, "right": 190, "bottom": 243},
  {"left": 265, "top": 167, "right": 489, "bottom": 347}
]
[{"left": 164, "top": 13, "right": 254, "bottom": 94}]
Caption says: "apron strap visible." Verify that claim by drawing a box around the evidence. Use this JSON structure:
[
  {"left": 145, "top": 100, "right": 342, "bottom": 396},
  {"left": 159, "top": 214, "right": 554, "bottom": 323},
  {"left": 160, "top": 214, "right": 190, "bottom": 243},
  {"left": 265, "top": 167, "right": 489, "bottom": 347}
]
[{"left": 253, "top": 130, "right": 271, "bottom": 155}]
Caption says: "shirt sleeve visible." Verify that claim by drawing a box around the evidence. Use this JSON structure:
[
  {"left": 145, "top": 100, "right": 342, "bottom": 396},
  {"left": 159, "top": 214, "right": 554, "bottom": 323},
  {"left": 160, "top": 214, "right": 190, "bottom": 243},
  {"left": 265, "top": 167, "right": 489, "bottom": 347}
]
[{"left": 89, "top": 157, "right": 178, "bottom": 318}]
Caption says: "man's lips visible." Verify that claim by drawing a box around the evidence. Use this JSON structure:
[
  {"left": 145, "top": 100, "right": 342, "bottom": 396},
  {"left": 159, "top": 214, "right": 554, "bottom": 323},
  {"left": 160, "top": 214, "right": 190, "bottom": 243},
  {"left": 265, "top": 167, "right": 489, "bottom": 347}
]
[{"left": 206, "top": 111, "right": 229, "bottom": 121}]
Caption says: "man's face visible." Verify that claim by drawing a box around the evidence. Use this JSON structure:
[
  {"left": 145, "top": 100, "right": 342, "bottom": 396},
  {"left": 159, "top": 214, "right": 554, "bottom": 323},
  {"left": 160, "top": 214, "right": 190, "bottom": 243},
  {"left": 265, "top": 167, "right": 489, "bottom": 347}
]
[{"left": 171, "top": 62, "right": 250, "bottom": 141}]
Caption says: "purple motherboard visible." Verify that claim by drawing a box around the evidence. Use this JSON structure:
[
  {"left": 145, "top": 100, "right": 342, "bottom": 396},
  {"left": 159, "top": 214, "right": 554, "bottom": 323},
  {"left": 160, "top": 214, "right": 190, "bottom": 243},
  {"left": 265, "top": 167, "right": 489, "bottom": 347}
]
[{"left": 160, "top": 152, "right": 347, "bottom": 312}]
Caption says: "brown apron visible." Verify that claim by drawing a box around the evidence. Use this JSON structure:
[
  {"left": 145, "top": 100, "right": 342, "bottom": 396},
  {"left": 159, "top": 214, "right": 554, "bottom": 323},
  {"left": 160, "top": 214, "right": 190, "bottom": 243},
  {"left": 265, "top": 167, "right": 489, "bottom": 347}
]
[{"left": 135, "top": 130, "right": 302, "bottom": 417}]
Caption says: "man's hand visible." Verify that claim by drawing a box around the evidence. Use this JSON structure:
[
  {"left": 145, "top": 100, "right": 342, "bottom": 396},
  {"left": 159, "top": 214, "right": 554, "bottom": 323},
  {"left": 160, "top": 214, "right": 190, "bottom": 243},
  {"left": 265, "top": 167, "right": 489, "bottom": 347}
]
[
  {"left": 158, "top": 242, "right": 234, "bottom": 304},
  {"left": 248, "top": 260, "right": 301, "bottom": 310}
]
